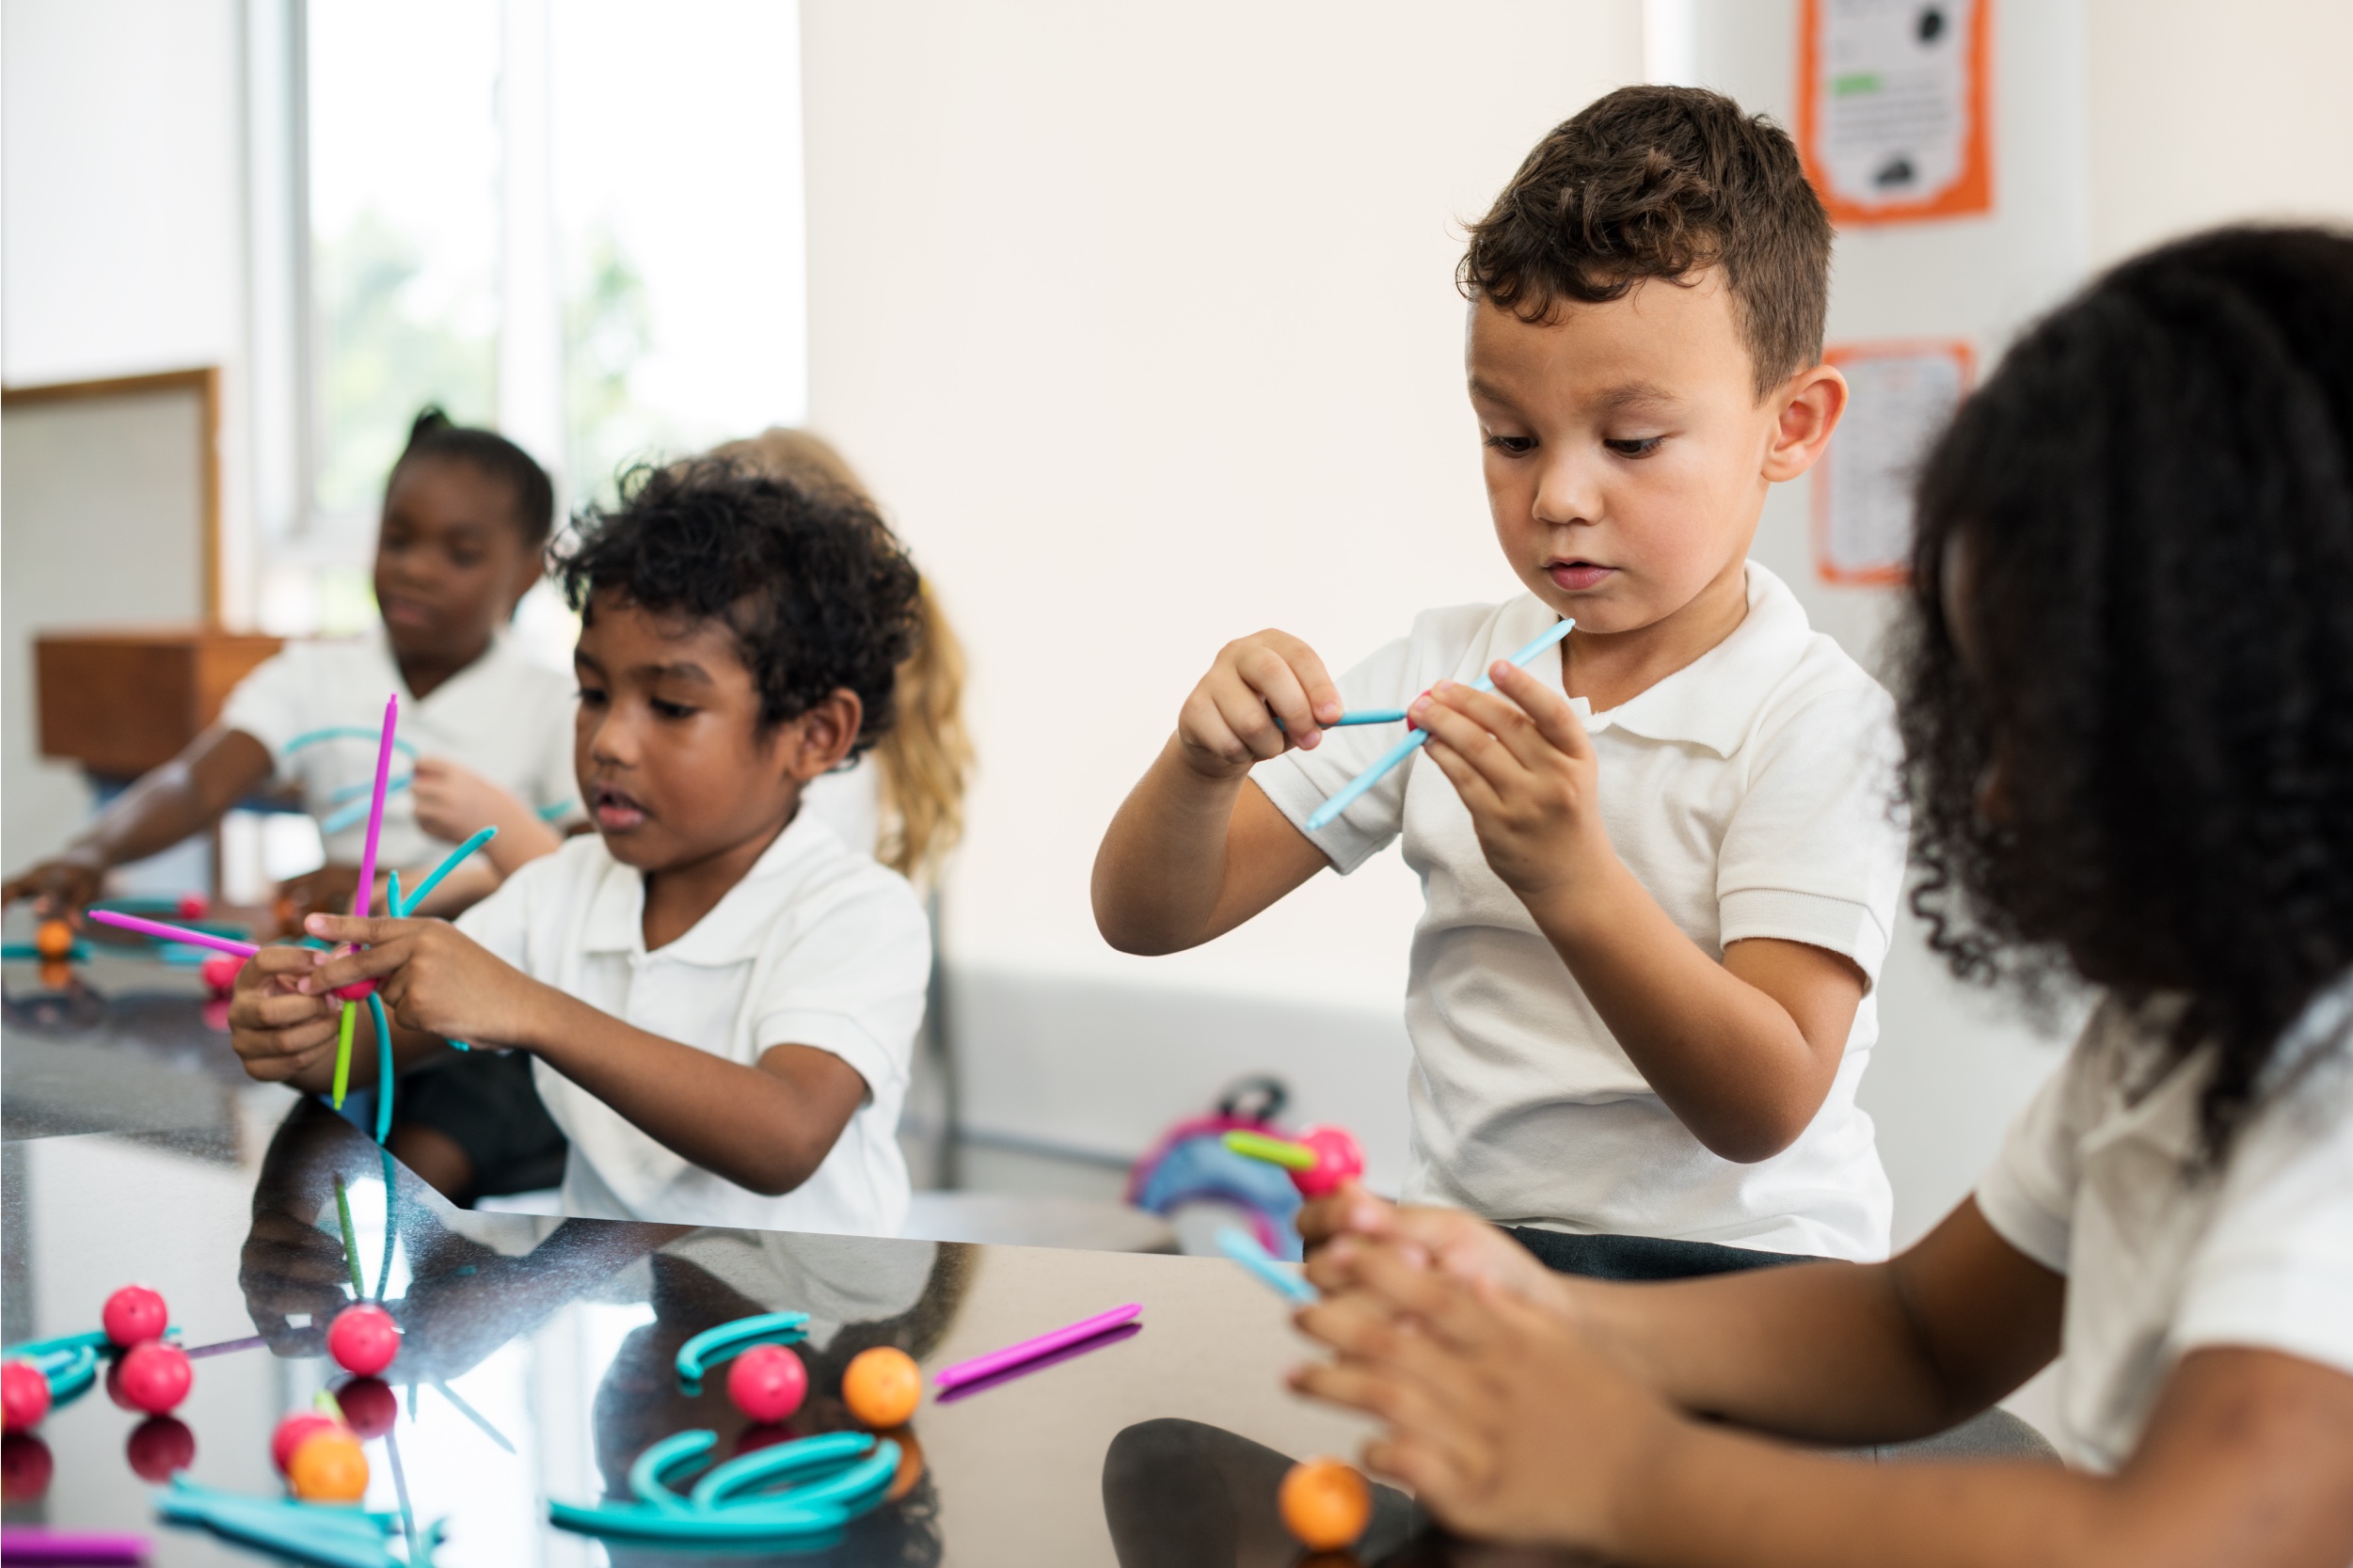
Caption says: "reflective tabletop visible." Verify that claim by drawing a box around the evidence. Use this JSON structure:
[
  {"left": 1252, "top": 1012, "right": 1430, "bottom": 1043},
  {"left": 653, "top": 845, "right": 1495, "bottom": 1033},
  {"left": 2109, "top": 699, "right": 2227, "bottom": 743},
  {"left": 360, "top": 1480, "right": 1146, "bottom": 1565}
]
[{"left": 4, "top": 951, "right": 1523, "bottom": 1566}]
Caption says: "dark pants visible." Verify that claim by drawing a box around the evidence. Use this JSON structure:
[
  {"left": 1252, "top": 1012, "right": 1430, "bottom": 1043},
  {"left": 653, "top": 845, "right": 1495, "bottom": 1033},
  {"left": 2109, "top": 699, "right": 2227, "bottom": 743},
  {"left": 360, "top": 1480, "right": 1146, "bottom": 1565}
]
[
  {"left": 396, "top": 1049, "right": 566, "bottom": 1202},
  {"left": 1507, "top": 1226, "right": 1822, "bottom": 1280}
]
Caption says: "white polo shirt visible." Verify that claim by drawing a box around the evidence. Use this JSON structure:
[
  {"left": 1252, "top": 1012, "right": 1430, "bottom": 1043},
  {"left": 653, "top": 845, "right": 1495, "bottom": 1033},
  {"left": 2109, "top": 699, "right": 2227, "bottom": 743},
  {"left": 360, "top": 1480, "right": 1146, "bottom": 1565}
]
[
  {"left": 1254, "top": 562, "right": 1905, "bottom": 1259},
  {"left": 453, "top": 815, "right": 930, "bottom": 1236},
  {"left": 222, "top": 627, "right": 580, "bottom": 866},
  {"left": 1977, "top": 986, "right": 2353, "bottom": 1472}
]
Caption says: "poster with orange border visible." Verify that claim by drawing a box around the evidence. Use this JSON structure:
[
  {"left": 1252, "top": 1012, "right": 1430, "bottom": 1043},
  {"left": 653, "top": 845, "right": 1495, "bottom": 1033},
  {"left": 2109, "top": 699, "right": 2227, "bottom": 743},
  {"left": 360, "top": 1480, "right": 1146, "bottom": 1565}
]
[
  {"left": 1798, "top": 0, "right": 1991, "bottom": 226},
  {"left": 1813, "top": 339, "right": 1975, "bottom": 586}
]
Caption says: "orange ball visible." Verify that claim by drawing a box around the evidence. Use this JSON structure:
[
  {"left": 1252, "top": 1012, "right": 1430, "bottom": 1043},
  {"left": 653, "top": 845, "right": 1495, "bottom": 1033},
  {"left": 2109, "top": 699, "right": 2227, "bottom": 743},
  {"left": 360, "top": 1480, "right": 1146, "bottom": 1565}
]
[
  {"left": 287, "top": 1428, "right": 368, "bottom": 1503},
  {"left": 1280, "top": 1457, "right": 1371, "bottom": 1550},
  {"left": 881, "top": 1426, "right": 926, "bottom": 1502},
  {"left": 841, "top": 1346, "right": 921, "bottom": 1428},
  {"left": 34, "top": 921, "right": 73, "bottom": 960}
]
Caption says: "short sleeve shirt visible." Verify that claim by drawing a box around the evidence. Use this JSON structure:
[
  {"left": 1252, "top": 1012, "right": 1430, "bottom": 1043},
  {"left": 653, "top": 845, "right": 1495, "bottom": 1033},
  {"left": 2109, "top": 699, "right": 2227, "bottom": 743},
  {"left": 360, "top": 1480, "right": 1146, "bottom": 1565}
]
[
  {"left": 221, "top": 628, "right": 580, "bottom": 866},
  {"left": 454, "top": 815, "right": 931, "bottom": 1236},
  {"left": 1977, "top": 986, "right": 2353, "bottom": 1472},
  {"left": 1252, "top": 562, "right": 1906, "bottom": 1259}
]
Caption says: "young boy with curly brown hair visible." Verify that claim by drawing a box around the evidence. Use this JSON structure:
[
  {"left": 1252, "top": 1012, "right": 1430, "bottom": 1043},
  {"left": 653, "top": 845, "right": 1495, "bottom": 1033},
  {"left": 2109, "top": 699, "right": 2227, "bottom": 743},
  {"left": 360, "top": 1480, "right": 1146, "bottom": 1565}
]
[
  {"left": 1095, "top": 85, "right": 1902, "bottom": 1270},
  {"left": 230, "top": 462, "right": 933, "bottom": 1235}
]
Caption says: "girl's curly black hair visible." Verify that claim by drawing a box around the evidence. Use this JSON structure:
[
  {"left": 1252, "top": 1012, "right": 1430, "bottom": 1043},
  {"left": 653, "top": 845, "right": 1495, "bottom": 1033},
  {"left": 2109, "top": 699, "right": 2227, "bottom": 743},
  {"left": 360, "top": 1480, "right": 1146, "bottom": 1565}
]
[
  {"left": 1895, "top": 226, "right": 2353, "bottom": 1155},
  {"left": 557, "top": 459, "right": 923, "bottom": 756}
]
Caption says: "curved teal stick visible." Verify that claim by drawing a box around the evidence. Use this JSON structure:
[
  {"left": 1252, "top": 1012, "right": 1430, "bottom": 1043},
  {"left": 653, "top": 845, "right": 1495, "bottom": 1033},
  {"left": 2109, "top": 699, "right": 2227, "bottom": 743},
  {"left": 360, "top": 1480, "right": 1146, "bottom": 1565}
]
[
  {"left": 397, "top": 828, "right": 498, "bottom": 914},
  {"left": 369, "top": 991, "right": 395, "bottom": 1144}
]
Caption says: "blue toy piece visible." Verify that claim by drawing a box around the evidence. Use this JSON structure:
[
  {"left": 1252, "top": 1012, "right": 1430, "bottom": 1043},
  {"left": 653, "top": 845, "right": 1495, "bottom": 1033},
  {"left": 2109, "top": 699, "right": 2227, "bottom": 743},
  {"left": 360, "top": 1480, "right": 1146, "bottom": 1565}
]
[
  {"left": 549, "top": 1428, "right": 899, "bottom": 1546},
  {"left": 4, "top": 1325, "right": 183, "bottom": 1409},
  {"left": 1217, "top": 1227, "right": 1318, "bottom": 1304},
  {"left": 158, "top": 1477, "right": 439, "bottom": 1568},
  {"left": 1126, "top": 1078, "right": 1308, "bottom": 1259},
  {"left": 674, "top": 1310, "right": 811, "bottom": 1397}
]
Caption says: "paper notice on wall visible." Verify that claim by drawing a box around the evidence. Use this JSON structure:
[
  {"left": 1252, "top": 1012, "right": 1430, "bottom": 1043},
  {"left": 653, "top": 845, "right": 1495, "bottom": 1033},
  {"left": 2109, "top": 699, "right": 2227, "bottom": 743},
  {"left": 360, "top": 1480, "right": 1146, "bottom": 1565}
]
[
  {"left": 1814, "top": 341, "right": 1974, "bottom": 585},
  {"left": 1799, "top": 0, "right": 1992, "bottom": 225}
]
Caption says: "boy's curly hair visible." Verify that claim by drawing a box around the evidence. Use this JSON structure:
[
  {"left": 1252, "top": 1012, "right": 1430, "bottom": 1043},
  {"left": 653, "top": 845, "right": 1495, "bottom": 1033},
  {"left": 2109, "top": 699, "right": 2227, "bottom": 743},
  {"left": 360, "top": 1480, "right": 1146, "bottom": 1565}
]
[
  {"left": 1894, "top": 227, "right": 2353, "bottom": 1154},
  {"left": 557, "top": 459, "right": 922, "bottom": 756},
  {"left": 1461, "top": 85, "right": 1830, "bottom": 397}
]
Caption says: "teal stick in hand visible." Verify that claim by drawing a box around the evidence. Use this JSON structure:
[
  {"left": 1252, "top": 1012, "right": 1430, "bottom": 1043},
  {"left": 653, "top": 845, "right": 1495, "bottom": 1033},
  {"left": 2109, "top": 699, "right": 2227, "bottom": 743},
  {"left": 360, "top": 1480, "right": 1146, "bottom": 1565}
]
[{"left": 1304, "top": 617, "right": 1573, "bottom": 832}]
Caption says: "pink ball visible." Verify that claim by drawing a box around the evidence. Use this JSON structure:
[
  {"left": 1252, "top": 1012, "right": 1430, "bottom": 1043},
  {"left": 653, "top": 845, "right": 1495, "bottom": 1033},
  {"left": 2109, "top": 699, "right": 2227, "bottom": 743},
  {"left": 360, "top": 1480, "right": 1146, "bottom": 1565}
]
[
  {"left": 270, "top": 1412, "right": 342, "bottom": 1475},
  {"left": 175, "top": 893, "right": 211, "bottom": 920},
  {"left": 1, "top": 1364, "right": 50, "bottom": 1433},
  {"left": 125, "top": 1416, "right": 196, "bottom": 1481},
  {"left": 103, "top": 1285, "right": 168, "bottom": 1347},
  {"left": 725, "top": 1344, "right": 809, "bottom": 1425},
  {"left": 326, "top": 1304, "right": 400, "bottom": 1377},
  {"left": 335, "top": 1377, "right": 398, "bottom": 1438},
  {"left": 331, "top": 977, "right": 378, "bottom": 1002},
  {"left": 1289, "top": 1125, "right": 1365, "bottom": 1198},
  {"left": 199, "top": 952, "right": 245, "bottom": 997},
  {"left": 116, "top": 1342, "right": 192, "bottom": 1415}
]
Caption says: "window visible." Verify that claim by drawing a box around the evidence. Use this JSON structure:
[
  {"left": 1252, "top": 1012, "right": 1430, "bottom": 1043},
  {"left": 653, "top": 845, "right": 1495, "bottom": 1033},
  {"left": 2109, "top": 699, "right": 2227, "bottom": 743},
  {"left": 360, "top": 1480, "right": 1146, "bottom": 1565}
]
[{"left": 259, "top": 0, "right": 809, "bottom": 640}]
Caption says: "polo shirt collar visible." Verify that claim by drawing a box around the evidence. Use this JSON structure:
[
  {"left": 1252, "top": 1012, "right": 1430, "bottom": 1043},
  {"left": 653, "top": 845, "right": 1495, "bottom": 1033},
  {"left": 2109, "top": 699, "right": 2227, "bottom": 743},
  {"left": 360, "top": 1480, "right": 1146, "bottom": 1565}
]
[
  {"left": 1571, "top": 562, "right": 1815, "bottom": 757},
  {"left": 580, "top": 811, "right": 836, "bottom": 966}
]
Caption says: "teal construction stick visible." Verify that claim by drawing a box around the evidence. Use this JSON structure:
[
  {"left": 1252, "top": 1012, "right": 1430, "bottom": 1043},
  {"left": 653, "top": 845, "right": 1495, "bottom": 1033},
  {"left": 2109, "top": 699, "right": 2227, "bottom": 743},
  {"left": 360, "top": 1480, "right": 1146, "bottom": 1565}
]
[{"left": 1304, "top": 617, "right": 1573, "bottom": 832}]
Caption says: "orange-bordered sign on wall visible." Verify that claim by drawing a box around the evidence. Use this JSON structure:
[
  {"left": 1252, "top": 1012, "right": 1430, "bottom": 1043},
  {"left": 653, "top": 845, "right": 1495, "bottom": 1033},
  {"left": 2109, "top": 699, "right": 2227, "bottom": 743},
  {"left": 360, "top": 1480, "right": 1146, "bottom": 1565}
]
[
  {"left": 1813, "top": 339, "right": 1975, "bottom": 586},
  {"left": 1798, "top": 0, "right": 1992, "bottom": 227}
]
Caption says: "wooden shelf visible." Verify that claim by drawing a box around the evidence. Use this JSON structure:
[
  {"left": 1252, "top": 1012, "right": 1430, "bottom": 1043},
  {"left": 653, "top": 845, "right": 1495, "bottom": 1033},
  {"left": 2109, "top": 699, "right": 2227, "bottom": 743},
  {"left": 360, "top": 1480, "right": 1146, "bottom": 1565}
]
[{"left": 37, "top": 626, "right": 283, "bottom": 779}]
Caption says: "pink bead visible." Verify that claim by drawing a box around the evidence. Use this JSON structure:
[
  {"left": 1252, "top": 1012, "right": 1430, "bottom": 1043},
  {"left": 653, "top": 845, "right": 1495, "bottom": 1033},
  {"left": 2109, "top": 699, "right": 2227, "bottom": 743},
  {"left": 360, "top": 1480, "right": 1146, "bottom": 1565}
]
[
  {"left": 725, "top": 1344, "right": 809, "bottom": 1425},
  {"left": 335, "top": 1377, "right": 398, "bottom": 1437},
  {"left": 199, "top": 953, "right": 245, "bottom": 997},
  {"left": 116, "top": 1342, "right": 192, "bottom": 1415},
  {"left": 125, "top": 1416, "right": 195, "bottom": 1481},
  {"left": 332, "top": 978, "right": 378, "bottom": 1002},
  {"left": 1, "top": 1364, "right": 50, "bottom": 1433},
  {"left": 103, "top": 1285, "right": 168, "bottom": 1347},
  {"left": 1289, "top": 1125, "right": 1366, "bottom": 1198},
  {"left": 270, "top": 1412, "right": 342, "bottom": 1474},
  {"left": 326, "top": 1304, "right": 400, "bottom": 1376},
  {"left": 175, "top": 893, "right": 211, "bottom": 920}
]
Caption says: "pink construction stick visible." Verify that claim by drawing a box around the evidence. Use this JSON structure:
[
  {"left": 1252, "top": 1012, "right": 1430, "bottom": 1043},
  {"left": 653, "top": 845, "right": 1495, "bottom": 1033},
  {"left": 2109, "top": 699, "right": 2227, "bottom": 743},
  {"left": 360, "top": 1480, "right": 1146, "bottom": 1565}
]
[
  {"left": 933, "top": 1304, "right": 1142, "bottom": 1390},
  {"left": 85, "top": 910, "right": 258, "bottom": 958},
  {"left": 353, "top": 694, "right": 399, "bottom": 922}
]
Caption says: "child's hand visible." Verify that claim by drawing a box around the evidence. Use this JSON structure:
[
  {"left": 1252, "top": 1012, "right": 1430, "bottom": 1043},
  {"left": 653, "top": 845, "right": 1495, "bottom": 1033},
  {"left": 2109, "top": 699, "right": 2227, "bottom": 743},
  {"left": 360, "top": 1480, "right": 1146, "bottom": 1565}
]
[
  {"left": 228, "top": 944, "right": 344, "bottom": 1083},
  {"left": 1299, "top": 1182, "right": 1574, "bottom": 1316},
  {"left": 0, "top": 852, "right": 105, "bottom": 916},
  {"left": 1290, "top": 1240, "right": 1676, "bottom": 1551},
  {"left": 296, "top": 912, "right": 548, "bottom": 1051},
  {"left": 276, "top": 863, "right": 373, "bottom": 931},
  {"left": 411, "top": 757, "right": 532, "bottom": 846},
  {"left": 1175, "top": 631, "right": 1344, "bottom": 782},
  {"left": 1410, "top": 660, "right": 1611, "bottom": 904}
]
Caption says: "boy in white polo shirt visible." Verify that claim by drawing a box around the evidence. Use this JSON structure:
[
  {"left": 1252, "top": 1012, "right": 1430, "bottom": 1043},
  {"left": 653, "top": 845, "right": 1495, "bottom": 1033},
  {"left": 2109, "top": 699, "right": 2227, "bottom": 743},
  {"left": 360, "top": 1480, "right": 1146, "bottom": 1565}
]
[
  {"left": 229, "top": 460, "right": 932, "bottom": 1237},
  {"left": 1095, "top": 86, "right": 1904, "bottom": 1266}
]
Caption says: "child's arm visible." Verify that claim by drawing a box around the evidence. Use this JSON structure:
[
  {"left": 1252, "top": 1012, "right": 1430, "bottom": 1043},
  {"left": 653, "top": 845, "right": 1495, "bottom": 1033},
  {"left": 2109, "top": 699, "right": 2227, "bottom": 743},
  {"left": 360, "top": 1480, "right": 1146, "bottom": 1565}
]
[
  {"left": 0, "top": 726, "right": 274, "bottom": 913},
  {"left": 1296, "top": 1227, "right": 2353, "bottom": 1566},
  {"left": 1411, "top": 663, "right": 1863, "bottom": 1161},
  {"left": 288, "top": 913, "right": 867, "bottom": 1197},
  {"left": 409, "top": 757, "right": 564, "bottom": 877},
  {"left": 1092, "top": 630, "right": 1343, "bottom": 953}
]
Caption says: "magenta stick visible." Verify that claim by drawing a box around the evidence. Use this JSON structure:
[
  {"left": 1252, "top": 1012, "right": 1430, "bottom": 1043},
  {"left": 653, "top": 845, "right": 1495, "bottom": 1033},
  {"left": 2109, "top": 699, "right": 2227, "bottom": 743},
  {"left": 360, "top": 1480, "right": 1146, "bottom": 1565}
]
[
  {"left": 0, "top": 1525, "right": 152, "bottom": 1561},
  {"left": 932, "top": 1304, "right": 1142, "bottom": 1390},
  {"left": 353, "top": 693, "right": 399, "bottom": 921},
  {"left": 84, "top": 910, "right": 258, "bottom": 958}
]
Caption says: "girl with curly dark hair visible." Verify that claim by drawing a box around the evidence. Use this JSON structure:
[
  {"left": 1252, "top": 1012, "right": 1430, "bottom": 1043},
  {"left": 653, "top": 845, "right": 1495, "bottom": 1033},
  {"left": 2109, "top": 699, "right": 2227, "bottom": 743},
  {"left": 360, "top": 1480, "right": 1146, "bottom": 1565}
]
[
  {"left": 1283, "top": 227, "right": 2353, "bottom": 1566},
  {"left": 229, "top": 462, "right": 938, "bottom": 1237}
]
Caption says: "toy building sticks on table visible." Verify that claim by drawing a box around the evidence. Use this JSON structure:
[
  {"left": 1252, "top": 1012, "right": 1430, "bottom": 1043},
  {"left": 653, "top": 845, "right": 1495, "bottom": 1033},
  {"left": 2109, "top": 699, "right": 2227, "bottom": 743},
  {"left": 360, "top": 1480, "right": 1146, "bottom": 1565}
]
[
  {"left": 549, "top": 1429, "right": 899, "bottom": 1547},
  {"left": 1221, "top": 1125, "right": 1364, "bottom": 1197},
  {"left": 330, "top": 694, "right": 402, "bottom": 1109},
  {"left": 1304, "top": 616, "right": 1574, "bottom": 832},
  {"left": 932, "top": 1304, "right": 1142, "bottom": 1394},
  {"left": 1216, "top": 1227, "right": 1317, "bottom": 1305},
  {"left": 675, "top": 1310, "right": 810, "bottom": 1397}
]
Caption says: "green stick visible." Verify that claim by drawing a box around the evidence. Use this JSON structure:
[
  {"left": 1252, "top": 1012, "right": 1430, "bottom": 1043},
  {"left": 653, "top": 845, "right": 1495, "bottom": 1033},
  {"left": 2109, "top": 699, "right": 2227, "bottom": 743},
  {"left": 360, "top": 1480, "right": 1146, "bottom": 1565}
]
[
  {"left": 331, "top": 1002, "right": 356, "bottom": 1107},
  {"left": 332, "top": 1176, "right": 364, "bottom": 1297},
  {"left": 1222, "top": 1130, "right": 1316, "bottom": 1170}
]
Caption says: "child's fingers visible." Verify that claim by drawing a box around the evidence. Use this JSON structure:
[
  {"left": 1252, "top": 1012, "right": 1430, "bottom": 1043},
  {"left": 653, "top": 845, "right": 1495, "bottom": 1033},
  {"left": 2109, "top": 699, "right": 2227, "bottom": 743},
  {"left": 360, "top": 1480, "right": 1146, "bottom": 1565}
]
[
  {"left": 233, "top": 989, "right": 340, "bottom": 1030},
  {"left": 1411, "top": 690, "right": 1526, "bottom": 789},
  {"left": 302, "top": 912, "right": 411, "bottom": 946},
  {"left": 1419, "top": 736, "right": 1510, "bottom": 823},
  {"left": 296, "top": 938, "right": 413, "bottom": 995},
  {"left": 1345, "top": 1245, "right": 1513, "bottom": 1354},
  {"left": 1230, "top": 641, "right": 1326, "bottom": 750},
  {"left": 1487, "top": 659, "right": 1593, "bottom": 759}
]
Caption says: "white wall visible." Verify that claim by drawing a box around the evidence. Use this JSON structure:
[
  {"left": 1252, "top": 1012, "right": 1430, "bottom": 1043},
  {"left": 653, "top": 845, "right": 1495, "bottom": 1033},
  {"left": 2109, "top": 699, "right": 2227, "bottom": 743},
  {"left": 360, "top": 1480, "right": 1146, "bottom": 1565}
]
[
  {"left": 2084, "top": 0, "right": 2353, "bottom": 265},
  {"left": 803, "top": 0, "right": 1649, "bottom": 1184}
]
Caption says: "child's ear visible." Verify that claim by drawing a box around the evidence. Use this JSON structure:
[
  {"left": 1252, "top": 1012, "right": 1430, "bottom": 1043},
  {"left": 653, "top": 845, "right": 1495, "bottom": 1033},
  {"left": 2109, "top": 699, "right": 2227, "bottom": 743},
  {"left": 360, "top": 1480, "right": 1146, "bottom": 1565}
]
[
  {"left": 784, "top": 689, "right": 866, "bottom": 783},
  {"left": 1761, "top": 363, "right": 1849, "bottom": 483}
]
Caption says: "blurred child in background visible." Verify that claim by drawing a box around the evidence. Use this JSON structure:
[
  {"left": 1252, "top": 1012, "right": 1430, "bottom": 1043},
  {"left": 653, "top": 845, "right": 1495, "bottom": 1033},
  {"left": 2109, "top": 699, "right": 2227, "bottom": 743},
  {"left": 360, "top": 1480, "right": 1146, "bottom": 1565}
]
[{"left": 1, "top": 408, "right": 580, "bottom": 927}]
